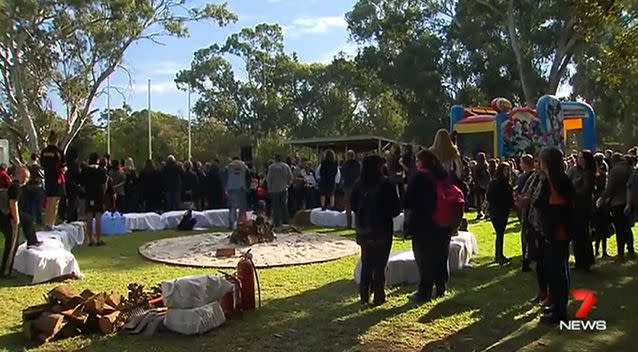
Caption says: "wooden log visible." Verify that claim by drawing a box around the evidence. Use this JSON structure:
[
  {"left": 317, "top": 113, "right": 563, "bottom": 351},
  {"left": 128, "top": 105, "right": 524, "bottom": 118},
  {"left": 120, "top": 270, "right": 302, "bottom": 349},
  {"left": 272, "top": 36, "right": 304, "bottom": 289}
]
[
  {"left": 84, "top": 293, "right": 107, "bottom": 315},
  {"left": 22, "top": 304, "right": 50, "bottom": 321},
  {"left": 32, "top": 313, "right": 65, "bottom": 343},
  {"left": 216, "top": 248, "right": 236, "bottom": 257},
  {"left": 97, "top": 311, "right": 121, "bottom": 334},
  {"left": 56, "top": 324, "right": 82, "bottom": 339},
  {"left": 48, "top": 286, "right": 83, "bottom": 308},
  {"left": 60, "top": 306, "right": 88, "bottom": 326},
  {"left": 80, "top": 289, "right": 96, "bottom": 301},
  {"left": 105, "top": 293, "right": 123, "bottom": 310}
]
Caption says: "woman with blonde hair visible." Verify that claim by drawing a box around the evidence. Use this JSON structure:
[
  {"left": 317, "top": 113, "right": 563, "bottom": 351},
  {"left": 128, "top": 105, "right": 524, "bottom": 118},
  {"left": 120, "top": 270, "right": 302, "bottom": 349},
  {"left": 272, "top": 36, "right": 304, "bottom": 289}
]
[{"left": 430, "top": 129, "right": 462, "bottom": 180}]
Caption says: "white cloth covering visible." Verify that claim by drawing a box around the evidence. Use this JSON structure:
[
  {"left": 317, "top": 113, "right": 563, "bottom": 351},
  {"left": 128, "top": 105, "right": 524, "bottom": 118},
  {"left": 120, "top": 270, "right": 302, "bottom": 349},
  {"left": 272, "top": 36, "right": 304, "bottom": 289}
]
[
  {"left": 353, "top": 231, "right": 478, "bottom": 287},
  {"left": 309, "top": 208, "right": 405, "bottom": 231},
  {"left": 201, "top": 209, "right": 231, "bottom": 228},
  {"left": 161, "top": 211, "right": 209, "bottom": 229},
  {"left": 13, "top": 222, "right": 85, "bottom": 284},
  {"left": 124, "top": 212, "right": 166, "bottom": 231}
]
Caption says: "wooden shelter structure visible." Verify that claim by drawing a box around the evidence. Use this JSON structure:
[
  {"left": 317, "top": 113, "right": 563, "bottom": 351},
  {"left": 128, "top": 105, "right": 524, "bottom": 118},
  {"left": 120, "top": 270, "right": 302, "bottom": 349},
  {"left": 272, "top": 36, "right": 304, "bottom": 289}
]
[{"left": 285, "top": 135, "right": 402, "bottom": 155}]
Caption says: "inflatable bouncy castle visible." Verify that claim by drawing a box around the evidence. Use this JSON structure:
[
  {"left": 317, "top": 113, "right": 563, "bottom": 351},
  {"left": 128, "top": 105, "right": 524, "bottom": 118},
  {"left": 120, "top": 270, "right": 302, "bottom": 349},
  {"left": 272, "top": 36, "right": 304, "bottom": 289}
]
[{"left": 450, "top": 95, "right": 597, "bottom": 157}]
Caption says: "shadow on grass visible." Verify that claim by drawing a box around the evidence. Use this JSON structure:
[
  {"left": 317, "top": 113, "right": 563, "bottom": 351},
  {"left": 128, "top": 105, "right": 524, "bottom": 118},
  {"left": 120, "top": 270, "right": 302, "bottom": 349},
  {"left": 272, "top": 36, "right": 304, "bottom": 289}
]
[{"left": 419, "top": 257, "right": 638, "bottom": 352}]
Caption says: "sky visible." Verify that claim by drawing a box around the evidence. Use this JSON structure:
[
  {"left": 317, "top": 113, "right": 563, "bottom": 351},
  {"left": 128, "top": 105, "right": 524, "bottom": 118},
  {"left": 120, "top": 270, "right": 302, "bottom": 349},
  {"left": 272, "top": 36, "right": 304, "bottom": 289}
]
[{"left": 89, "top": 0, "right": 359, "bottom": 118}]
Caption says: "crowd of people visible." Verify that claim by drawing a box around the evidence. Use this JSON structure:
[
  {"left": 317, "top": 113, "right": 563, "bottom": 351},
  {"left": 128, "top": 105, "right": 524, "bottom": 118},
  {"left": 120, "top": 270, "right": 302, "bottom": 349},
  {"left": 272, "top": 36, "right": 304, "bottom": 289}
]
[{"left": 2, "top": 128, "right": 638, "bottom": 326}]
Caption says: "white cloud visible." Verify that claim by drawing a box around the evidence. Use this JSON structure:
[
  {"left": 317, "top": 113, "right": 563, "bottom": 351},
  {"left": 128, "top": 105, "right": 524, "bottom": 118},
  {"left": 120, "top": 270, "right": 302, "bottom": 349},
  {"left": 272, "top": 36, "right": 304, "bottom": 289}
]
[
  {"left": 147, "top": 60, "right": 184, "bottom": 76},
  {"left": 318, "top": 42, "right": 359, "bottom": 63},
  {"left": 131, "top": 81, "right": 178, "bottom": 94},
  {"left": 286, "top": 16, "right": 347, "bottom": 36}
]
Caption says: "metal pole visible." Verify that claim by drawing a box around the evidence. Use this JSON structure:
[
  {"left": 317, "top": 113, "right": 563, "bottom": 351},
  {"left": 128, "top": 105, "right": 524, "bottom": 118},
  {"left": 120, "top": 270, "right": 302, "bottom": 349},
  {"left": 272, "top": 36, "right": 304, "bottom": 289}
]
[
  {"left": 188, "top": 87, "right": 192, "bottom": 161},
  {"left": 148, "top": 79, "right": 152, "bottom": 160},
  {"left": 106, "top": 77, "right": 111, "bottom": 155}
]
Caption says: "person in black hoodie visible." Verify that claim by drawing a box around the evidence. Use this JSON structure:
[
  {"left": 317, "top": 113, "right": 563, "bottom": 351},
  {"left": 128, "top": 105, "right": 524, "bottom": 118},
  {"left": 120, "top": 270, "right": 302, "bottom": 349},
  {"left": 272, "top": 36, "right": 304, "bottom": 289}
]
[
  {"left": 81, "top": 153, "right": 108, "bottom": 246},
  {"left": 567, "top": 150, "right": 596, "bottom": 271},
  {"left": 350, "top": 155, "right": 400, "bottom": 306},
  {"left": 341, "top": 150, "right": 361, "bottom": 228},
  {"left": 162, "top": 155, "right": 182, "bottom": 211},
  {"left": 534, "top": 147, "right": 575, "bottom": 324},
  {"left": 193, "top": 161, "right": 206, "bottom": 210},
  {"left": 182, "top": 161, "right": 197, "bottom": 209},
  {"left": 487, "top": 162, "right": 515, "bottom": 265},
  {"left": 207, "top": 160, "right": 225, "bottom": 209},
  {"left": 404, "top": 149, "right": 452, "bottom": 302},
  {"left": 317, "top": 150, "right": 338, "bottom": 211},
  {"left": 64, "top": 148, "right": 81, "bottom": 222}
]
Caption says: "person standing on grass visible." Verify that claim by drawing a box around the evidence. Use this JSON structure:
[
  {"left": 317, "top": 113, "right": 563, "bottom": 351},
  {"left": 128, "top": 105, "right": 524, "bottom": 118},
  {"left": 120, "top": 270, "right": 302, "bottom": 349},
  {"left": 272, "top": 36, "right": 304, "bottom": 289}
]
[
  {"left": 387, "top": 144, "right": 404, "bottom": 200},
  {"left": 1, "top": 166, "right": 43, "bottom": 277},
  {"left": 472, "top": 152, "right": 490, "bottom": 220},
  {"left": 182, "top": 161, "right": 198, "bottom": 209},
  {"left": 162, "top": 155, "right": 183, "bottom": 211},
  {"left": 567, "top": 150, "right": 596, "bottom": 271},
  {"left": 24, "top": 153, "right": 44, "bottom": 225},
  {"left": 515, "top": 154, "right": 535, "bottom": 271},
  {"left": 109, "top": 160, "right": 126, "bottom": 213},
  {"left": 341, "top": 150, "right": 361, "bottom": 229},
  {"left": 534, "top": 147, "right": 575, "bottom": 324},
  {"left": 592, "top": 153, "right": 612, "bottom": 258},
  {"left": 81, "top": 153, "right": 108, "bottom": 246},
  {"left": 316, "top": 150, "right": 339, "bottom": 211},
  {"left": 430, "top": 129, "right": 463, "bottom": 180},
  {"left": 350, "top": 155, "right": 400, "bottom": 306},
  {"left": 225, "top": 157, "right": 250, "bottom": 229},
  {"left": 64, "top": 148, "right": 81, "bottom": 222},
  {"left": 600, "top": 153, "right": 635, "bottom": 261},
  {"left": 487, "top": 162, "right": 515, "bottom": 265},
  {"left": 404, "top": 150, "right": 453, "bottom": 303},
  {"left": 517, "top": 157, "right": 548, "bottom": 303},
  {"left": 207, "top": 160, "right": 225, "bottom": 210},
  {"left": 266, "top": 155, "right": 293, "bottom": 228},
  {"left": 40, "top": 131, "right": 65, "bottom": 230}
]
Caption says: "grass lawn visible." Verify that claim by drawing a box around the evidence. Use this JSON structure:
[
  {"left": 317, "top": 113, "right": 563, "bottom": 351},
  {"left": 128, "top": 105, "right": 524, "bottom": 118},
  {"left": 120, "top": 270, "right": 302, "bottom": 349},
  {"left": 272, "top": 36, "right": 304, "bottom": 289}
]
[{"left": 0, "top": 217, "right": 637, "bottom": 352}]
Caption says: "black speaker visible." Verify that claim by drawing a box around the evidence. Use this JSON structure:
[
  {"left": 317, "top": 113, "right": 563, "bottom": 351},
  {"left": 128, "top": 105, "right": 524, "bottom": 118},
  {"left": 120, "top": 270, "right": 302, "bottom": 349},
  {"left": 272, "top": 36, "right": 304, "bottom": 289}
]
[{"left": 240, "top": 146, "right": 253, "bottom": 162}]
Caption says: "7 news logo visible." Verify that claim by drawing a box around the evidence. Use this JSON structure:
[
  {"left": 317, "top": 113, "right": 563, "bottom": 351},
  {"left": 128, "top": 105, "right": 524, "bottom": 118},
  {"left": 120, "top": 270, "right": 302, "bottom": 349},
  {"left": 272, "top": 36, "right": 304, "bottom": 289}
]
[{"left": 559, "top": 289, "right": 607, "bottom": 331}]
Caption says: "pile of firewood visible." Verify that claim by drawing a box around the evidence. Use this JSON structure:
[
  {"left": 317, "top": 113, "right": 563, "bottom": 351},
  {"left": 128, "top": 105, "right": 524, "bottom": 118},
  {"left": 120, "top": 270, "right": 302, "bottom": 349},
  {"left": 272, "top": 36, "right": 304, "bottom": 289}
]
[
  {"left": 22, "top": 284, "right": 162, "bottom": 345},
  {"left": 229, "top": 215, "right": 276, "bottom": 245}
]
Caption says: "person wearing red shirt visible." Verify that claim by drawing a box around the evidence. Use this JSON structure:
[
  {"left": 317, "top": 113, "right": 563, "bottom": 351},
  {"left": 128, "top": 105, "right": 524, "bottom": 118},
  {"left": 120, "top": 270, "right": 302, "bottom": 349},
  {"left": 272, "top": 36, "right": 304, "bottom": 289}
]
[{"left": 0, "top": 165, "right": 12, "bottom": 189}]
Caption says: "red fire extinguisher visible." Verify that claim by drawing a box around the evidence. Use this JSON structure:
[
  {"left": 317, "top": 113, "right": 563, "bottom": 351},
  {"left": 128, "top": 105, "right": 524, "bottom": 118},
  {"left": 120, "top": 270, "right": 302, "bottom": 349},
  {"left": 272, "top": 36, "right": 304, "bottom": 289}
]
[{"left": 237, "top": 249, "right": 261, "bottom": 311}]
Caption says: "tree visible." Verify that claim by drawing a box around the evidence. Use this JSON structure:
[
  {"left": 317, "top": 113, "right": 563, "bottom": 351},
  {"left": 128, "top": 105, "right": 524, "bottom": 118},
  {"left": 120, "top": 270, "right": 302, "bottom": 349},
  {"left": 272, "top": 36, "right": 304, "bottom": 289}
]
[
  {"left": 346, "top": 0, "right": 450, "bottom": 143},
  {"left": 0, "top": 0, "right": 236, "bottom": 152}
]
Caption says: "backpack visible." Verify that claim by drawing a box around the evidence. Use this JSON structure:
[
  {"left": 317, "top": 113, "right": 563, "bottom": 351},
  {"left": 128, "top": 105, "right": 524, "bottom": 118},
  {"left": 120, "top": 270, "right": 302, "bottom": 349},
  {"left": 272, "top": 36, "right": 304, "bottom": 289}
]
[
  {"left": 0, "top": 188, "right": 9, "bottom": 215},
  {"left": 429, "top": 173, "right": 465, "bottom": 230},
  {"left": 178, "top": 209, "right": 197, "bottom": 231}
]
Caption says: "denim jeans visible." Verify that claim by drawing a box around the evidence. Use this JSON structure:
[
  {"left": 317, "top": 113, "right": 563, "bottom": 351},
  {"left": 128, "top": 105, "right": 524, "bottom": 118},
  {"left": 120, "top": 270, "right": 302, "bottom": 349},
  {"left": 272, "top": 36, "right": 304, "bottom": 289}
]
[
  {"left": 228, "top": 189, "right": 247, "bottom": 229},
  {"left": 270, "top": 191, "right": 288, "bottom": 227}
]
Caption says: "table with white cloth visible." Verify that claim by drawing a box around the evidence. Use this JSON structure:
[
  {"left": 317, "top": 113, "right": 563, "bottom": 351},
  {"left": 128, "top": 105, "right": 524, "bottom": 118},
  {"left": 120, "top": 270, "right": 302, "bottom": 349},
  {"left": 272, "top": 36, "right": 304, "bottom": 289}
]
[
  {"left": 161, "top": 210, "right": 209, "bottom": 229},
  {"left": 124, "top": 212, "right": 166, "bottom": 231},
  {"left": 309, "top": 208, "right": 405, "bottom": 232},
  {"left": 353, "top": 231, "right": 479, "bottom": 287},
  {"left": 13, "top": 222, "right": 85, "bottom": 284}
]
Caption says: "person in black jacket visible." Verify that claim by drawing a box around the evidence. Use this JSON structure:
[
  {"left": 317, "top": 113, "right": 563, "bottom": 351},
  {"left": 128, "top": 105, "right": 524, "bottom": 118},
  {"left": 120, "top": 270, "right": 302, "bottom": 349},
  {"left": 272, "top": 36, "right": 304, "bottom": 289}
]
[
  {"left": 318, "top": 150, "right": 338, "bottom": 211},
  {"left": 487, "top": 162, "right": 515, "bottom": 265},
  {"left": 182, "top": 161, "right": 197, "bottom": 209},
  {"left": 341, "top": 150, "right": 361, "bottom": 228},
  {"left": 162, "top": 155, "right": 183, "bottom": 211},
  {"left": 404, "top": 149, "right": 452, "bottom": 302},
  {"left": 567, "top": 150, "right": 596, "bottom": 271},
  {"left": 350, "top": 155, "right": 400, "bottom": 306},
  {"left": 64, "top": 147, "right": 81, "bottom": 222},
  {"left": 81, "top": 153, "right": 108, "bottom": 246},
  {"left": 207, "top": 160, "right": 225, "bottom": 209},
  {"left": 534, "top": 147, "right": 575, "bottom": 324}
]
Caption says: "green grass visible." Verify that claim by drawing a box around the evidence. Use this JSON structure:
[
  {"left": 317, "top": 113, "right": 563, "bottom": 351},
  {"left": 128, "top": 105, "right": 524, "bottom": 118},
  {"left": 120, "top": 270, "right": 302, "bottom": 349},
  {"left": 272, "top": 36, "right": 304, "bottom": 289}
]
[{"left": 1, "top": 217, "right": 637, "bottom": 352}]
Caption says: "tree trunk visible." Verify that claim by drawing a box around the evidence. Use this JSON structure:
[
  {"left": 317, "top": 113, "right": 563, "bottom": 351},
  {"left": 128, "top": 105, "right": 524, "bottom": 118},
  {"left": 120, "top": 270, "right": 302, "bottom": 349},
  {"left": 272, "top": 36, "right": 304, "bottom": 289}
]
[{"left": 505, "top": 0, "right": 534, "bottom": 106}]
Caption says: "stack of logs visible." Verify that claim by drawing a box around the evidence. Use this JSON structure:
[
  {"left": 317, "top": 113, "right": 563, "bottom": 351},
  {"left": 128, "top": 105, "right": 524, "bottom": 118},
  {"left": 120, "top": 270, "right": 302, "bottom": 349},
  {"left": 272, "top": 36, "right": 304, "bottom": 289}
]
[
  {"left": 229, "top": 215, "right": 276, "bottom": 245},
  {"left": 22, "top": 283, "right": 162, "bottom": 345}
]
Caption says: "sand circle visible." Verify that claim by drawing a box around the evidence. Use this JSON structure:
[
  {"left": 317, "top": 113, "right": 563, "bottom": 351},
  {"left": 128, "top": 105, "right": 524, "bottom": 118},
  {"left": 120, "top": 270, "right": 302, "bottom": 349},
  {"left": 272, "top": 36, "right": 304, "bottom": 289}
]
[{"left": 138, "top": 232, "right": 360, "bottom": 268}]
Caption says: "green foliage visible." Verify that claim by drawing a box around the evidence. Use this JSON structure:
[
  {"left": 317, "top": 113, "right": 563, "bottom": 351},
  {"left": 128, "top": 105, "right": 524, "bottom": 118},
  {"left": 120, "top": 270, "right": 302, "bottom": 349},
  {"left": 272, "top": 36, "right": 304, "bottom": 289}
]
[{"left": 0, "top": 0, "right": 236, "bottom": 152}]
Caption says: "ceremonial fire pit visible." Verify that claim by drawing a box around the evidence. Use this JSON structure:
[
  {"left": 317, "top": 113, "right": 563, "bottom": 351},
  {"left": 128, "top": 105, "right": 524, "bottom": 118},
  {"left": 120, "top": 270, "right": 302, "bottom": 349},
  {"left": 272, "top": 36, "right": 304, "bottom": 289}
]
[{"left": 229, "top": 216, "right": 275, "bottom": 246}]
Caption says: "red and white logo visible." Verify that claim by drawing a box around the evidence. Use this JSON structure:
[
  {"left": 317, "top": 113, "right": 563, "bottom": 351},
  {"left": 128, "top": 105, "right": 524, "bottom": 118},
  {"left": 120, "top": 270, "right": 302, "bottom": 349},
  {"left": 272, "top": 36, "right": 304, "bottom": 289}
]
[{"left": 559, "top": 289, "right": 607, "bottom": 331}]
